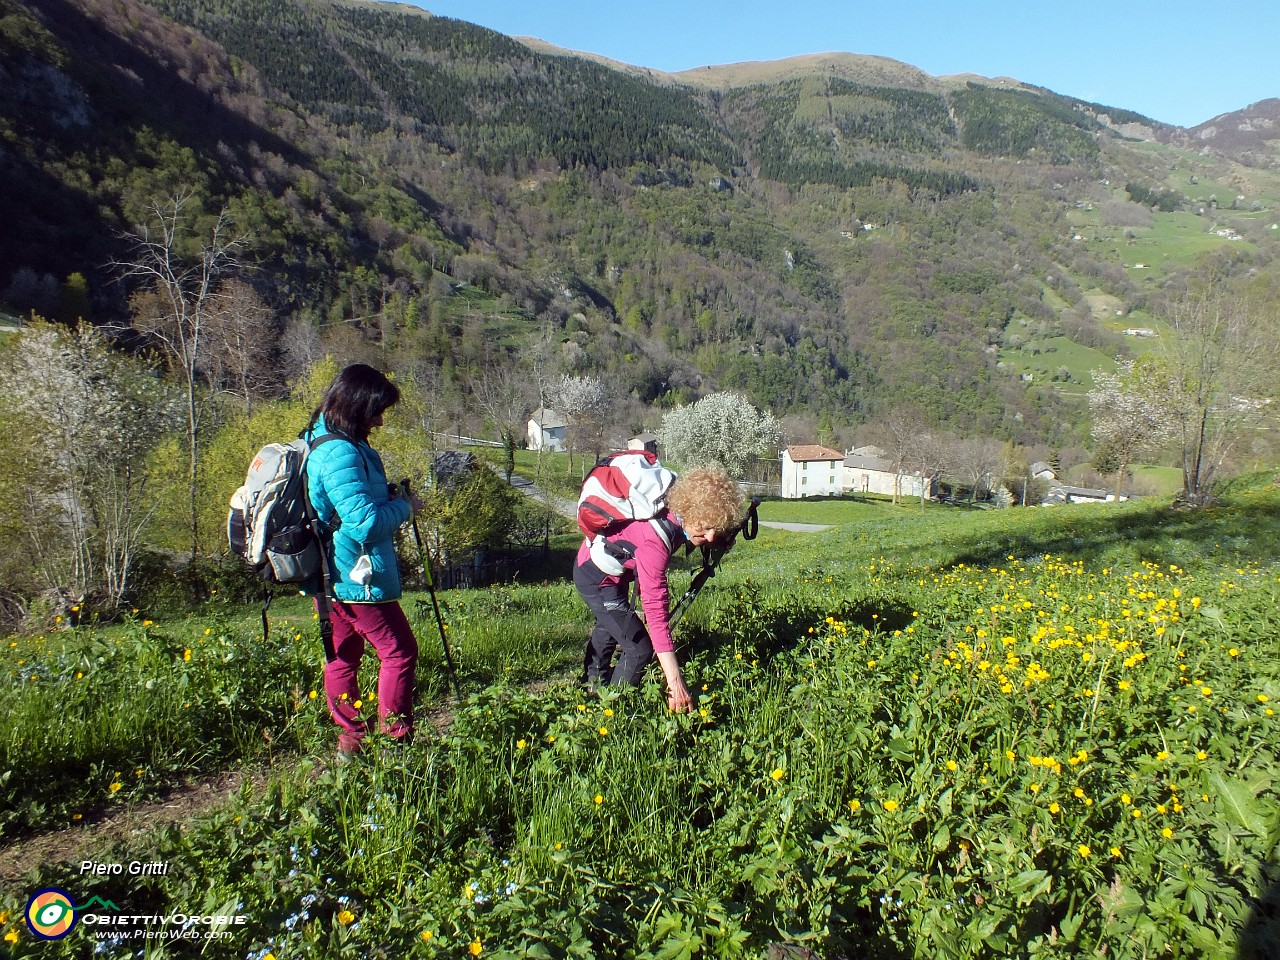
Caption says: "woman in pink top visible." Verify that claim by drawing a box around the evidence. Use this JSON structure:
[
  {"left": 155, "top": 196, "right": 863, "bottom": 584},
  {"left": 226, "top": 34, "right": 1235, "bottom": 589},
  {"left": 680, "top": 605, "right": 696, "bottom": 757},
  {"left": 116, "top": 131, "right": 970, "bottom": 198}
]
[{"left": 574, "top": 467, "right": 744, "bottom": 712}]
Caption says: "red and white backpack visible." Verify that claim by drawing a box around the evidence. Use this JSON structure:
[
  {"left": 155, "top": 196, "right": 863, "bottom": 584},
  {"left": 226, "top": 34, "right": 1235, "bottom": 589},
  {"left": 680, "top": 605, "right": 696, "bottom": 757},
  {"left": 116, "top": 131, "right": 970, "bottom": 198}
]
[{"left": 577, "top": 450, "right": 678, "bottom": 573}]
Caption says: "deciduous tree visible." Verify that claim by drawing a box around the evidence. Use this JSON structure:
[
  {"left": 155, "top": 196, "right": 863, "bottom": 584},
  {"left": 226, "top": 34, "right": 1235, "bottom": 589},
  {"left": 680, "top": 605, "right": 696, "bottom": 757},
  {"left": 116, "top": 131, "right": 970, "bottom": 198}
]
[
  {"left": 658, "top": 392, "right": 783, "bottom": 476},
  {"left": 117, "top": 191, "right": 248, "bottom": 560},
  {"left": 549, "top": 374, "right": 609, "bottom": 471},
  {"left": 205, "top": 278, "right": 278, "bottom": 414},
  {"left": 0, "top": 321, "right": 177, "bottom": 609},
  {"left": 1088, "top": 357, "right": 1174, "bottom": 501},
  {"left": 472, "top": 358, "right": 535, "bottom": 478},
  {"left": 1154, "top": 283, "right": 1278, "bottom": 506}
]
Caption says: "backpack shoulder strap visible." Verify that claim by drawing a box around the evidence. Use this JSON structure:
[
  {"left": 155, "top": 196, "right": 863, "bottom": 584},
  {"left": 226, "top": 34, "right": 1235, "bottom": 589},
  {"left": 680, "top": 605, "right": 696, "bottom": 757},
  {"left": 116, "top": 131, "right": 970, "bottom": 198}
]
[
  {"left": 308, "top": 431, "right": 342, "bottom": 452},
  {"left": 298, "top": 431, "right": 349, "bottom": 625},
  {"left": 649, "top": 512, "right": 680, "bottom": 551},
  {"left": 306, "top": 431, "right": 370, "bottom": 479}
]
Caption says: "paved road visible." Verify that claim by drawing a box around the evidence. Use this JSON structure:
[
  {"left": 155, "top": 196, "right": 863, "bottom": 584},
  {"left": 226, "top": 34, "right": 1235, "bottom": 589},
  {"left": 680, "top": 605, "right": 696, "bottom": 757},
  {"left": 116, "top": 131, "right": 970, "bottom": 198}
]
[
  {"left": 498, "top": 469, "right": 578, "bottom": 518},
  {"left": 759, "top": 521, "right": 831, "bottom": 532}
]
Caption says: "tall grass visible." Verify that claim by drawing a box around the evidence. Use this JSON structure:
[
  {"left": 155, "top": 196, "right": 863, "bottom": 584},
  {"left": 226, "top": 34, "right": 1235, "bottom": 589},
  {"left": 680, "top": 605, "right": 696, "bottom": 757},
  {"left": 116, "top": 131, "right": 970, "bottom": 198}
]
[{"left": 3, "top": 475, "right": 1279, "bottom": 958}]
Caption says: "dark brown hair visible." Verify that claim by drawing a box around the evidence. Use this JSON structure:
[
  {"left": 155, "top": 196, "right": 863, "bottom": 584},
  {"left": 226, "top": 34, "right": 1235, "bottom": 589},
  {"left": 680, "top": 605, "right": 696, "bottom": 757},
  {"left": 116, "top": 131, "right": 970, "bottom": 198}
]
[{"left": 314, "top": 364, "right": 400, "bottom": 441}]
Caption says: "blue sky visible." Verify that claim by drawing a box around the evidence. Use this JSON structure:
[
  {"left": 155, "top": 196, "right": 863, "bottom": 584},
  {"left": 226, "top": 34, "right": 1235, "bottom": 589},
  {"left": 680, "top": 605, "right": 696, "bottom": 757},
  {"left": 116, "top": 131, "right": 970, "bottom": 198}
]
[{"left": 402, "top": 1, "right": 1277, "bottom": 128}]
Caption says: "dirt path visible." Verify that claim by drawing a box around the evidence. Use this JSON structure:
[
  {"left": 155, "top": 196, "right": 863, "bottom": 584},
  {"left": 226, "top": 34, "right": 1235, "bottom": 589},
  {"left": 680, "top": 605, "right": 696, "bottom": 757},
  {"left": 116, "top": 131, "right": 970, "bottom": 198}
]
[
  {"left": 0, "top": 768, "right": 269, "bottom": 884},
  {"left": 0, "top": 701, "right": 470, "bottom": 884}
]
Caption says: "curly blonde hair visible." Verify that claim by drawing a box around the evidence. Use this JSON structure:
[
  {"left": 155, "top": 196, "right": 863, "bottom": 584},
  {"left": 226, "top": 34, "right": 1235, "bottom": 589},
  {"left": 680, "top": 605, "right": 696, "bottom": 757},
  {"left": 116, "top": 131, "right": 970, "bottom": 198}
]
[{"left": 665, "top": 467, "right": 744, "bottom": 536}]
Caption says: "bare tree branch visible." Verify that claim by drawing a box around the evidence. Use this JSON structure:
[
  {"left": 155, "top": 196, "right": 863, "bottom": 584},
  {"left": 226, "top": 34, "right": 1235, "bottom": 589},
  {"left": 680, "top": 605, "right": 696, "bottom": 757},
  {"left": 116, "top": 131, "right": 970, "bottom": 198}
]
[{"left": 114, "top": 191, "right": 249, "bottom": 560}]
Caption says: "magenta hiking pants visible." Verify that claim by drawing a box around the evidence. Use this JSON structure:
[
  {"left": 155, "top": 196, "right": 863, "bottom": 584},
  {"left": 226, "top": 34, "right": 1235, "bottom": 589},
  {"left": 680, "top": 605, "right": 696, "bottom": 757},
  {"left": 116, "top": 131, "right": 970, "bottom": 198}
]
[{"left": 323, "top": 599, "right": 418, "bottom": 752}]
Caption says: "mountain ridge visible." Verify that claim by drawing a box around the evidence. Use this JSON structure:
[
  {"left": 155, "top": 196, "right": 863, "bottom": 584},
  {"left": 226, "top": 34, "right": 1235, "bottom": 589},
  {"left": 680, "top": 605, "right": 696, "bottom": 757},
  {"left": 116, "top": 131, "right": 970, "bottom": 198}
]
[
  {"left": 3, "top": 0, "right": 1277, "bottom": 453},
  {"left": 509, "top": 35, "right": 1213, "bottom": 134}
]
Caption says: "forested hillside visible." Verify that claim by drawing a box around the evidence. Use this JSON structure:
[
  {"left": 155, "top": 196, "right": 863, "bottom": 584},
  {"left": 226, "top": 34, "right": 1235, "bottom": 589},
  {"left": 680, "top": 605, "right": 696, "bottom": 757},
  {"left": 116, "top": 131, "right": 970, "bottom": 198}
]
[{"left": 3, "top": 0, "right": 1278, "bottom": 445}]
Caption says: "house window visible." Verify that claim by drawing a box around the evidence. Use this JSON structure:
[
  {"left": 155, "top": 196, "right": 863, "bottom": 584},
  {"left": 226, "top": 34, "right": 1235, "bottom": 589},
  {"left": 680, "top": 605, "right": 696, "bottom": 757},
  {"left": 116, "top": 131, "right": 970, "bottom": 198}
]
[
  {"left": 801, "top": 461, "right": 808, "bottom": 471},
  {"left": 802, "top": 477, "right": 807, "bottom": 485}
]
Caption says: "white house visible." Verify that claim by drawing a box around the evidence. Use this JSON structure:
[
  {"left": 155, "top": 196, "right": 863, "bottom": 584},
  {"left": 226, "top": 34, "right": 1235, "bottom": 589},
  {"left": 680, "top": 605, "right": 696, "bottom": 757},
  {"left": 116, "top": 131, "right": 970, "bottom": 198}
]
[
  {"left": 527, "top": 407, "right": 567, "bottom": 452},
  {"left": 627, "top": 433, "right": 659, "bottom": 456},
  {"left": 1030, "top": 461, "right": 1056, "bottom": 482},
  {"left": 781, "top": 445, "right": 845, "bottom": 499},
  {"left": 844, "top": 446, "right": 933, "bottom": 500}
]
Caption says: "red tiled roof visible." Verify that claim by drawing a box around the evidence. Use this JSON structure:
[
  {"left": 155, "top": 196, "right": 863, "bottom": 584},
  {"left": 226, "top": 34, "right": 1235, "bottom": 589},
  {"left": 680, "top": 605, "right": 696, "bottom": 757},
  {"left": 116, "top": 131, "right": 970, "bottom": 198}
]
[{"left": 785, "top": 444, "right": 845, "bottom": 462}]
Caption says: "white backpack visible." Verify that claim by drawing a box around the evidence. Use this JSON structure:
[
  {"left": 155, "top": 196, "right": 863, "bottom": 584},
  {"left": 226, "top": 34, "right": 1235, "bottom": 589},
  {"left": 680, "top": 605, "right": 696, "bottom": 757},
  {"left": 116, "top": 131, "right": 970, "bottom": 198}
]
[
  {"left": 577, "top": 450, "right": 679, "bottom": 575},
  {"left": 227, "top": 434, "right": 340, "bottom": 584}
]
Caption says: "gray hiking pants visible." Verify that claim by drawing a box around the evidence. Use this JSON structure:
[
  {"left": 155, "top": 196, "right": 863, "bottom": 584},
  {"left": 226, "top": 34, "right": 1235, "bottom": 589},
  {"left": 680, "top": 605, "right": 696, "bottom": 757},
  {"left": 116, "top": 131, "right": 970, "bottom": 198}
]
[{"left": 574, "top": 558, "right": 653, "bottom": 686}]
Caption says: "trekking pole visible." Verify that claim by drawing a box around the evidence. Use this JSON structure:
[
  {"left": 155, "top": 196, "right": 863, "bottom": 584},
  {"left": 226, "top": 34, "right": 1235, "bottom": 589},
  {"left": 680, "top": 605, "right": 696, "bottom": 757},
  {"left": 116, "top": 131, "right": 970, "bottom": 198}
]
[
  {"left": 669, "top": 498, "right": 760, "bottom": 629},
  {"left": 401, "top": 479, "right": 462, "bottom": 700}
]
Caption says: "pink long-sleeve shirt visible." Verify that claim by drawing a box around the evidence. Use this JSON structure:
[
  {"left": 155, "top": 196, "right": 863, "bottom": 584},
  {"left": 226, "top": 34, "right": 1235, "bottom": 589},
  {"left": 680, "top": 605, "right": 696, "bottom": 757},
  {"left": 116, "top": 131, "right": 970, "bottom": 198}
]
[{"left": 576, "top": 517, "right": 688, "bottom": 654}]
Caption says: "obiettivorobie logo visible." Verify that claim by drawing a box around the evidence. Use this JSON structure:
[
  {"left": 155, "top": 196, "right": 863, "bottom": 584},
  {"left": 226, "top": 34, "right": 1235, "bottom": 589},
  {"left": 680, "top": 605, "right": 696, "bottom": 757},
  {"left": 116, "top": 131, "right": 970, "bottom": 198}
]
[
  {"left": 23, "top": 885, "right": 249, "bottom": 944},
  {"left": 24, "top": 888, "right": 120, "bottom": 940}
]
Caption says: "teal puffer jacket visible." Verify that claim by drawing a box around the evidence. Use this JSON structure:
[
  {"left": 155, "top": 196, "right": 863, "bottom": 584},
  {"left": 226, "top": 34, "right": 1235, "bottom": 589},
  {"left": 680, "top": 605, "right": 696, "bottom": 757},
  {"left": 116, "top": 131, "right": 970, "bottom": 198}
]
[{"left": 305, "top": 416, "right": 411, "bottom": 603}]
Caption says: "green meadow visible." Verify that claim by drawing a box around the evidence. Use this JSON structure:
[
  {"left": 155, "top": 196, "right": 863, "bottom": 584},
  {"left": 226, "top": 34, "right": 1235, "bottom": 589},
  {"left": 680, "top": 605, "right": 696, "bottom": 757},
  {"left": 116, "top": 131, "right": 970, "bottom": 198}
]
[{"left": 3, "top": 475, "right": 1280, "bottom": 958}]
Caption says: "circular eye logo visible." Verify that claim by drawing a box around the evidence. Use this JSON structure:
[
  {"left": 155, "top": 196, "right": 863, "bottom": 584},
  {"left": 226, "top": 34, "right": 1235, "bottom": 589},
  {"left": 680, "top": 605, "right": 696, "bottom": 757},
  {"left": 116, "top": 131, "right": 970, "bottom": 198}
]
[{"left": 25, "top": 888, "right": 78, "bottom": 940}]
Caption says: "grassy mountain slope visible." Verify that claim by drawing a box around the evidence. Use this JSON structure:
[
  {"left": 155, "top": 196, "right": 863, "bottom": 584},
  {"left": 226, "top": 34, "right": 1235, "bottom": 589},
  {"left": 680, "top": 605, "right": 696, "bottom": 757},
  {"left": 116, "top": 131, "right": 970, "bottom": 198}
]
[{"left": 3, "top": 0, "right": 1277, "bottom": 447}]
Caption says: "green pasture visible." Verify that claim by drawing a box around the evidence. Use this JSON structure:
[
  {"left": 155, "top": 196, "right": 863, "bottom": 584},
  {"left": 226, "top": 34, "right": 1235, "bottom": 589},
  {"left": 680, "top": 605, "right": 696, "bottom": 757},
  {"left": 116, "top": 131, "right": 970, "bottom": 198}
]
[
  {"left": 1130, "top": 465, "right": 1184, "bottom": 498},
  {"left": 1072, "top": 211, "right": 1242, "bottom": 281},
  {"left": 999, "top": 334, "right": 1115, "bottom": 395},
  {"left": 1064, "top": 172, "right": 1268, "bottom": 280},
  {"left": 755, "top": 497, "right": 905, "bottom": 526},
  {"left": 3, "top": 474, "right": 1280, "bottom": 958}
]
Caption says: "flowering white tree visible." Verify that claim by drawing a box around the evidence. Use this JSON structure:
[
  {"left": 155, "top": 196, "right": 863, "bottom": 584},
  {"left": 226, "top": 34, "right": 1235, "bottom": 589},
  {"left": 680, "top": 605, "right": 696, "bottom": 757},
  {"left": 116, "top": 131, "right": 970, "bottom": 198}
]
[
  {"left": 658, "top": 392, "right": 782, "bottom": 476},
  {"left": 549, "top": 374, "right": 609, "bottom": 470},
  {"left": 1088, "top": 358, "right": 1175, "bottom": 501},
  {"left": 0, "top": 321, "right": 178, "bottom": 609}
]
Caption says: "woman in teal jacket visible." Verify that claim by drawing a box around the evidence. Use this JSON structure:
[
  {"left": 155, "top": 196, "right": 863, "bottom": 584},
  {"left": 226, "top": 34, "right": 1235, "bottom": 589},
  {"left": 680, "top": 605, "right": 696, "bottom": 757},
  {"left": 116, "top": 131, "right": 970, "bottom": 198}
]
[{"left": 305, "top": 364, "right": 423, "bottom": 757}]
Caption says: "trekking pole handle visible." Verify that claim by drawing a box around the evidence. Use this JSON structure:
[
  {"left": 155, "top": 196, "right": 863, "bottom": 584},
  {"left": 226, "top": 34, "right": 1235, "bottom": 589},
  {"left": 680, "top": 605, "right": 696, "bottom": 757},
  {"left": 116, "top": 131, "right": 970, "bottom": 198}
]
[
  {"left": 741, "top": 497, "right": 760, "bottom": 541},
  {"left": 399, "top": 478, "right": 426, "bottom": 511}
]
